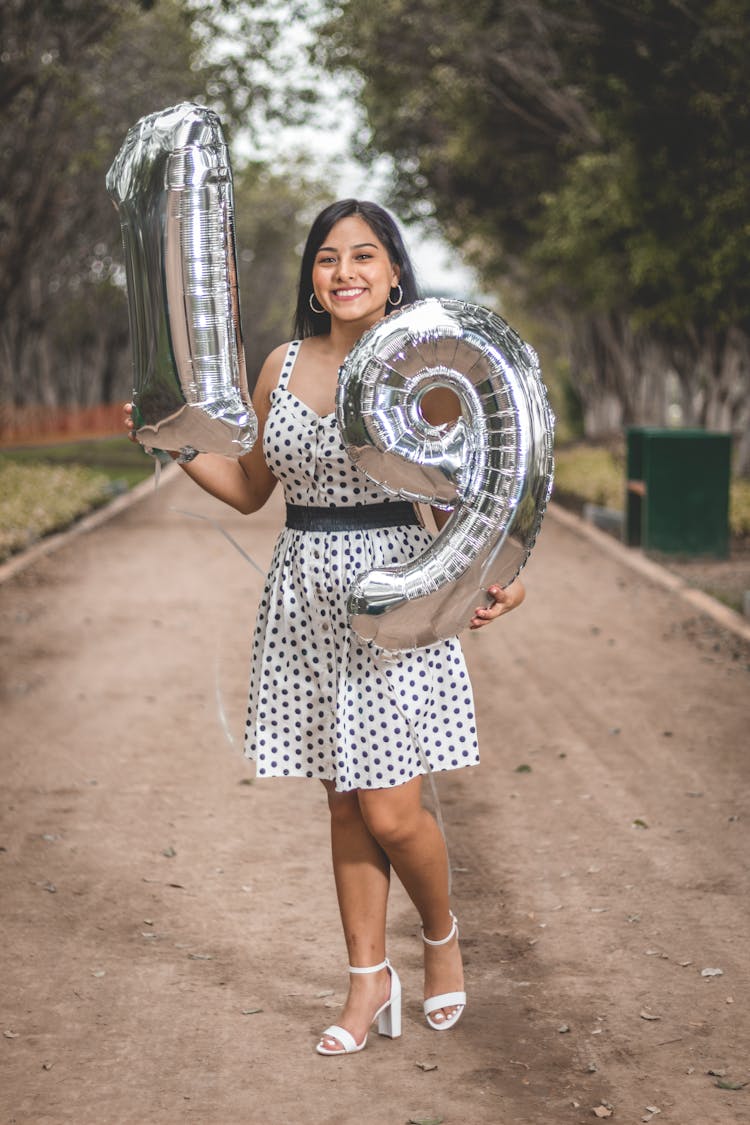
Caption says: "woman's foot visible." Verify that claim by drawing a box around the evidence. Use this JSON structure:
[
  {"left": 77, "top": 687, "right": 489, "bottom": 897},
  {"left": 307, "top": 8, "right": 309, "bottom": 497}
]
[
  {"left": 422, "top": 912, "right": 466, "bottom": 1029},
  {"left": 317, "top": 962, "right": 398, "bottom": 1054}
]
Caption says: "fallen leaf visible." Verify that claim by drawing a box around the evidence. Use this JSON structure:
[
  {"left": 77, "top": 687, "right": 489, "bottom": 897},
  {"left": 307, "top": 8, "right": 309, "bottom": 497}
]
[
  {"left": 238, "top": 778, "right": 254, "bottom": 786},
  {"left": 715, "top": 1079, "right": 748, "bottom": 1091},
  {"left": 241, "top": 1007, "right": 263, "bottom": 1015},
  {"left": 408, "top": 1117, "right": 443, "bottom": 1125},
  {"left": 701, "top": 967, "right": 723, "bottom": 977},
  {"left": 43, "top": 882, "right": 57, "bottom": 893},
  {"left": 91, "top": 969, "right": 106, "bottom": 978},
  {"left": 187, "top": 953, "right": 212, "bottom": 960},
  {"left": 558, "top": 1024, "right": 571, "bottom": 1033},
  {"left": 3, "top": 1030, "right": 19, "bottom": 1039},
  {"left": 632, "top": 818, "right": 649, "bottom": 829},
  {"left": 640, "top": 1010, "right": 661, "bottom": 1021},
  {"left": 707, "top": 1068, "right": 727, "bottom": 1077},
  {"left": 143, "top": 919, "right": 154, "bottom": 926},
  {"left": 42, "top": 1061, "right": 54, "bottom": 1070},
  {"left": 593, "top": 1106, "right": 613, "bottom": 1119},
  {"left": 415, "top": 1061, "right": 438, "bottom": 1072},
  {"left": 515, "top": 763, "right": 532, "bottom": 773},
  {"left": 316, "top": 989, "right": 334, "bottom": 998},
  {"left": 161, "top": 846, "right": 177, "bottom": 858}
]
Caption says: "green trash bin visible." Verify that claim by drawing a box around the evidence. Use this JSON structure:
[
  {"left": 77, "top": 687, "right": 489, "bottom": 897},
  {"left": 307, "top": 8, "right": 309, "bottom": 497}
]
[{"left": 625, "top": 427, "right": 731, "bottom": 558}]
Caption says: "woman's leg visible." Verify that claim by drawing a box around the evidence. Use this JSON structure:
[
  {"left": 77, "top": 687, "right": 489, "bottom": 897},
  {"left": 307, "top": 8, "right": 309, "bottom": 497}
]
[
  {"left": 318, "top": 781, "right": 393, "bottom": 1050},
  {"left": 357, "top": 777, "right": 463, "bottom": 1024}
]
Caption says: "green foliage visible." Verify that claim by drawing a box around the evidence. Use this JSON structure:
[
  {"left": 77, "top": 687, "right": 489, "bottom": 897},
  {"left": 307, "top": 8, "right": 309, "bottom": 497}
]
[
  {"left": 1, "top": 0, "right": 319, "bottom": 414},
  {"left": 313, "top": 0, "right": 750, "bottom": 453},
  {"left": 0, "top": 457, "right": 112, "bottom": 561}
]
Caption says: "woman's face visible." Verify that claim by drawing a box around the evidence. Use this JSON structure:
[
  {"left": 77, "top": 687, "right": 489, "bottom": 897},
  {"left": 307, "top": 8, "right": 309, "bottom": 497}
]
[{"left": 310, "top": 215, "right": 400, "bottom": 331}]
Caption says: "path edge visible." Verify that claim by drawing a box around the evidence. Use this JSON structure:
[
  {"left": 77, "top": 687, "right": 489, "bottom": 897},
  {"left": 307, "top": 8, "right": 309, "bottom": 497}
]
[{"left": 546, "top": 500, "right": 750, "bottom": 645}]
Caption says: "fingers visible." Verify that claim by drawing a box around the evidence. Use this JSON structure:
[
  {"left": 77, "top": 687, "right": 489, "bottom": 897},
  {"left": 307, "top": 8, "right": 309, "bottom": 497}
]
[
  {"left": 123, "top": 401, "right": 137, "bottom": 442},
  {"left": 468, "top": 581, "right": 523, "bottom": 629},
  {"left": 469, "top": 585, "right": 504, "bottom": 629}
]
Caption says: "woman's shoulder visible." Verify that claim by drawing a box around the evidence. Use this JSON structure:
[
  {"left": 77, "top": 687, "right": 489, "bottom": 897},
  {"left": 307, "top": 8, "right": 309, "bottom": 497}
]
[
  {"left": 263, "top": 340, "right": 297, "bottom": 371},
  {"left": 255, "top": 341, "right": 297, "bottom": 395}
]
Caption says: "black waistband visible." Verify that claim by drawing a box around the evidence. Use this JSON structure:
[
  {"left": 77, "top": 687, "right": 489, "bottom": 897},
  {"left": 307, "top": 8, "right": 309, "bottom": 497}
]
[{"left": 285, "top": 501, "right": 419, "bottom": 532}]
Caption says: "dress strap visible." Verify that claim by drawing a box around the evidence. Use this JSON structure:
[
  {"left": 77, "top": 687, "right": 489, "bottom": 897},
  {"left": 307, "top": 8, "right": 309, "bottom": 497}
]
[{"left": 276, "top": 340, "right": 302, "bottom": 392}]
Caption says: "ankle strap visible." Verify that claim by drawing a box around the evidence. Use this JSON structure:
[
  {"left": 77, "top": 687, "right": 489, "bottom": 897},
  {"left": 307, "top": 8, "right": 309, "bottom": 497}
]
[
  {"left": 348, "top": 957, "right": 390, "bottom": 974},
  {"left": 421, "top": 911, "right": 459, "bottom": 947}
]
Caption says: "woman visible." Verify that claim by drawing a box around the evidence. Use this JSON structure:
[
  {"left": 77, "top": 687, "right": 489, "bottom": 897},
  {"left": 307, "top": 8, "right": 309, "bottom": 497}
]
[{"left": 126, "top": 199, "right": 524, "bottom": 1055}]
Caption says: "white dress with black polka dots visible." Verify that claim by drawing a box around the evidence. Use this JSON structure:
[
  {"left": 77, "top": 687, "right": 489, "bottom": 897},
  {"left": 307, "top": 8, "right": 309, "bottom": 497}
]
[{"left": 243, "top": 340, "right": 479, "bottom": 792}]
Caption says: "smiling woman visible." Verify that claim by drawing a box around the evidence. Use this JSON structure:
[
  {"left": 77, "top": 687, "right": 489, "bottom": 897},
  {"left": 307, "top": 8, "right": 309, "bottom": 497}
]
[
  {"left": 294, "top": 199, "right": 420, "bottom": 341},
  {"left": 124, "top": 196, "right": 525, "bottom": 1059}
]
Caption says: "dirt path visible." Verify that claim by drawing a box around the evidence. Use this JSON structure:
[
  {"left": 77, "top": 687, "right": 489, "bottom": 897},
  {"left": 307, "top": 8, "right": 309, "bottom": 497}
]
[{"left": 1, "top": 474, "right": 748, "bottom": 1125}]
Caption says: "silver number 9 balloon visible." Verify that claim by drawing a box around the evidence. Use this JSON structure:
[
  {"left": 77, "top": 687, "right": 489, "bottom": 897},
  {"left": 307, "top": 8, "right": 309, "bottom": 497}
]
[
  {"left": 336, "top": 298, "right": 555, "bottom": 651},
  {"left": 106, "top": 102, "right": 257, "bottom": 458}
]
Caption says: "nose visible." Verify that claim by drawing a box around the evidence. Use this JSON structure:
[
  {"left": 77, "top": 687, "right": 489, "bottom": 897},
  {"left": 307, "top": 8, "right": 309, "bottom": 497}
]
[{"left": 336, "top": 255, "right": 356, "bottom": 280}]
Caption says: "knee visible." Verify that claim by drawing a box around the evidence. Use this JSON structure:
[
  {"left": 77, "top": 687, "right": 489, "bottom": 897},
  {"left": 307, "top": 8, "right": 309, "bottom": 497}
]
[
  {"left": 326, "top": 787, "right": 363, "bottom": 830},
  {"left": 359, "top": 799, "right": 420, "bottom": 851}
]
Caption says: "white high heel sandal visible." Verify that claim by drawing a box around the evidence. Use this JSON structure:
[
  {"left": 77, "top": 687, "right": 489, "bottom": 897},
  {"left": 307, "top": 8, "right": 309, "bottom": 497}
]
[
  {"left": 316, "top": 958, "right": 402, "bottom": 1055},
  {"left": 422, "top": 911, "right": 466, "bottom": 1031}
]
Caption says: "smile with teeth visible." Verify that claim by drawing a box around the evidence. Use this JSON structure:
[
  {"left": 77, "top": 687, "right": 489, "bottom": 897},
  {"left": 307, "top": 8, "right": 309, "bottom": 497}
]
[{"left": 332, "top": 287, "right": 366, "bottom": 299}]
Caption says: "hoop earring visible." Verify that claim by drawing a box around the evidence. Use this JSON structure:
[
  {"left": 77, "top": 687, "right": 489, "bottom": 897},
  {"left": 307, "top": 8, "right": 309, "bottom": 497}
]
[
  {"left": 309, "top": 292, "right": 326, "bottom": 314},
  {"left": 387, "top": 284, "right": 403, "bottom": 307}
]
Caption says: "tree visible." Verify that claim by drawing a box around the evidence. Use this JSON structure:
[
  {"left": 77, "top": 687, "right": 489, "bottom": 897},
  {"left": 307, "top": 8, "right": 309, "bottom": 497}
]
[
  {"left": 314, "top": 0, "right": 750, "bottom": 465},
  {"left": 0, "top": 0, "right": 319, "bottom": 418}
]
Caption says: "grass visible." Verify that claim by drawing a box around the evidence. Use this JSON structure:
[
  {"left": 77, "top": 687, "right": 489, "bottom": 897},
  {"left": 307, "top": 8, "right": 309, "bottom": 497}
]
[
  {"left": 553, "top": 442, "right": 750, "bottom": 537},
  {"left": 553, "top": 444, "right": 625, "bottom": 512},
  {"left": 3, "top": 435, "right": 154, "bottom": 488},
  {"left": 0, "top": 437, "right": 154, "bottom": 563}
]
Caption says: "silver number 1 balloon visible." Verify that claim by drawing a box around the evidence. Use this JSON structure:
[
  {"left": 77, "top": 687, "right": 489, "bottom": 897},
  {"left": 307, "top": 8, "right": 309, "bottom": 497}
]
[
  {"left": 106, "top": 102, "right": 257, "bottom": 459},
  {"left": 336, "top": 298, "right": 555, "bottom": 651}
]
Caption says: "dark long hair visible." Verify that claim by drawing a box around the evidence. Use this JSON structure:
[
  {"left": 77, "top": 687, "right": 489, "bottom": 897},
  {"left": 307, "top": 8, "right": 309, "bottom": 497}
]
[{"left": 293, "top": 199, "right": 421, "bottom": 339}]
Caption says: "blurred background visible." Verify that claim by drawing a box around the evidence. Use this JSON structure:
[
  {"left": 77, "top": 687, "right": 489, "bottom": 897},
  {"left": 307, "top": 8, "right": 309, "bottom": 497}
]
[{"left": 1, "top": 0, "right": 749, "bottom": 570}]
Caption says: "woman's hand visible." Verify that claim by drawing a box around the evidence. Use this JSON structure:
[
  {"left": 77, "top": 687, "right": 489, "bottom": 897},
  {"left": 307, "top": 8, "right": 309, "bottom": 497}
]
[
  {"left": 123, "top": 402, "right": 137, "bottom": 442},
  {"left": 469, "top": 577, "right": 525, "bottom": 629}
]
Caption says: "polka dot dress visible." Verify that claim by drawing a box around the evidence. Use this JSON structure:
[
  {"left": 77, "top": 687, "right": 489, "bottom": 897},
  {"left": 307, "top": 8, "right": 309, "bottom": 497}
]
[{"left": 243, "top": 340, "right": 479, "bottom": 792}]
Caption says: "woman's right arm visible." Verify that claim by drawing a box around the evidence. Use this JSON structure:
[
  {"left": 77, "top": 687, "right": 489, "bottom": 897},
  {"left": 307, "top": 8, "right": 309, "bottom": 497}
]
[{"left": 125, "top": 345, "right": 286, "bottom": 515}]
